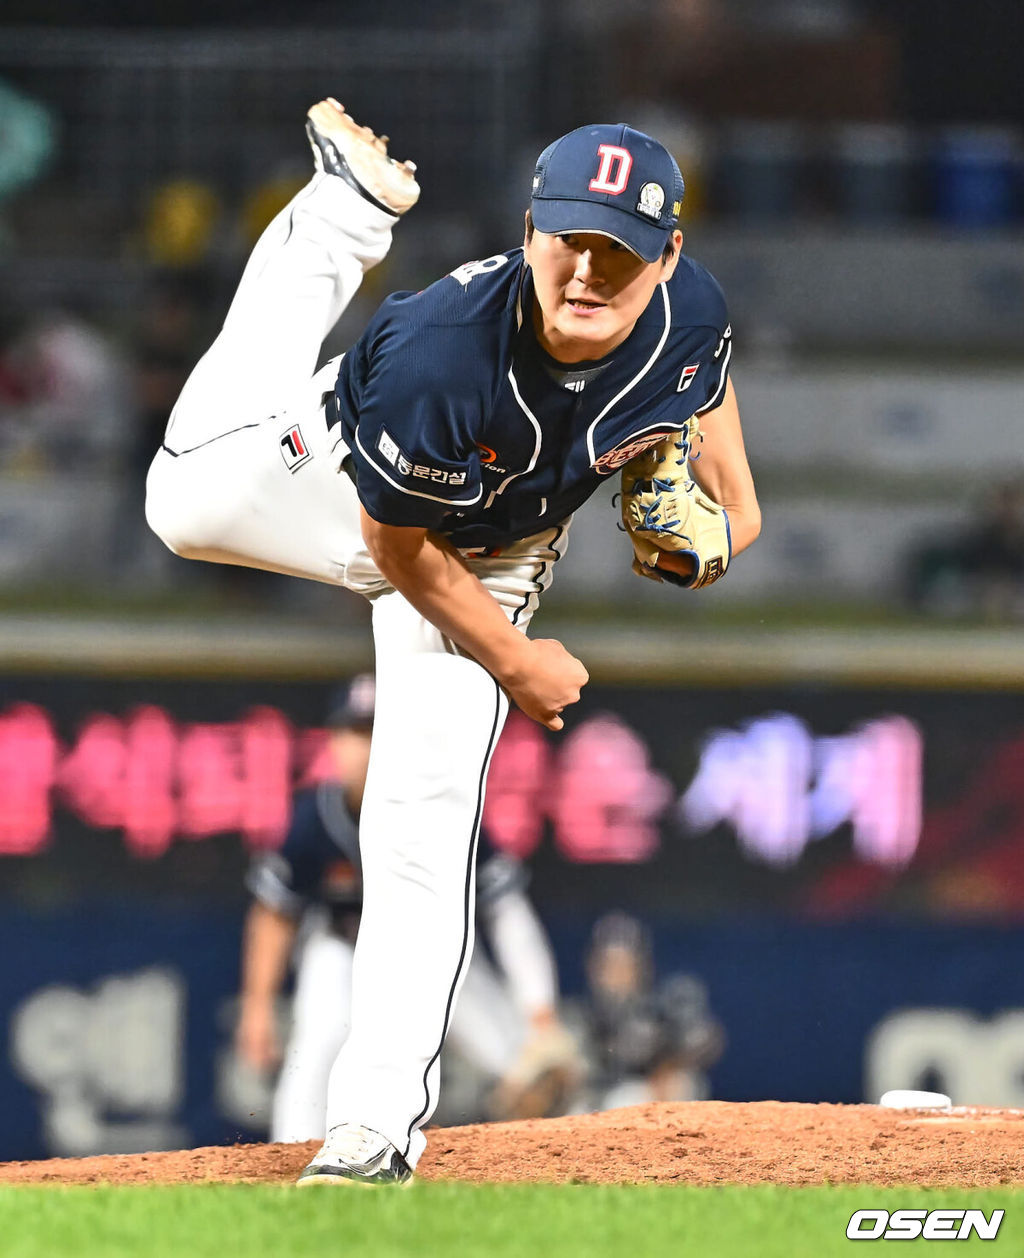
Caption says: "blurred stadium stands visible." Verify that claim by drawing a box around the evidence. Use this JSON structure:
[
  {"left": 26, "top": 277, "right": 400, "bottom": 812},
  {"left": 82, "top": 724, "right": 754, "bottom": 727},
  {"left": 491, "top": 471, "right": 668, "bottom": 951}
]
[{"left": 1, "top": 2, "right": 1022, "bottom": 622}]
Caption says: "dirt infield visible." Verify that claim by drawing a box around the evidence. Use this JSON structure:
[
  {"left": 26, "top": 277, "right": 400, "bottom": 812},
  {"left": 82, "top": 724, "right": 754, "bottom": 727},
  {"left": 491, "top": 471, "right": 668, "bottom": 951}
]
[{"left": 3, "top": 1102, "right": 1024, "bottom": 1188}]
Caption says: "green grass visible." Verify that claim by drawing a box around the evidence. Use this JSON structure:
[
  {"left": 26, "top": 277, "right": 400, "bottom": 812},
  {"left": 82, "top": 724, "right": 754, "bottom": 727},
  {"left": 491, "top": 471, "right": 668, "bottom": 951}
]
[{"left": 0, "top": 1183, "right": 1019, "bottom": 1258}]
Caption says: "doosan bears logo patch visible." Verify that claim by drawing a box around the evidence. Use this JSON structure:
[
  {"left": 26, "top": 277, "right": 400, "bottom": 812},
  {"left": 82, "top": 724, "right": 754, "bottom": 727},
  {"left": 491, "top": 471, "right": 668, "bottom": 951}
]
[
  {"left": 280, "top": 424, "right": 312, "bottom": 472},
  {"left": 592, "top": 430, "right": 675, "bottom": 473},
  {"left": 636, "top": 181, "right": 665, "bottom": 220}
]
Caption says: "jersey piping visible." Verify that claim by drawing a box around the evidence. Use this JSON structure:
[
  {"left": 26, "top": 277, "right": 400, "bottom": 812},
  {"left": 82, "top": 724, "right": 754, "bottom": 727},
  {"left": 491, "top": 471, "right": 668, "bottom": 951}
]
[
  {"left": 695, "top": 336, "right": 732, "bottom": 414},
  {"left": 353, "top": 424, "right": 484, "bottom": 509},
  {"left": 487, "top": 365, "right": 543, "bottom": 506},
  {"left": 483, "top": 280, "right": 543, "bottom": 508},
  {"left": 585, "top": 281, "right": 672, "bottom": 466}
]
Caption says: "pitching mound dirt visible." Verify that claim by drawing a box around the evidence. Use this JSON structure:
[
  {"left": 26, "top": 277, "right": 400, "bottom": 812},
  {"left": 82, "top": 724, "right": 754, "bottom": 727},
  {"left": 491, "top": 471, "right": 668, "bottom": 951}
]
[{"left": 3, "top": 1101, "right": 1024, "bottom": 1188}]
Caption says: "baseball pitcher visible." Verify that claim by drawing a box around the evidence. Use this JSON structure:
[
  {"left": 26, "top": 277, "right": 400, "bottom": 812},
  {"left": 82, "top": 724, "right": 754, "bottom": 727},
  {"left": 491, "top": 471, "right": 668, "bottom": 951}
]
[{"left": 146, "top": 98, "right": 760, "bottom": 1185}]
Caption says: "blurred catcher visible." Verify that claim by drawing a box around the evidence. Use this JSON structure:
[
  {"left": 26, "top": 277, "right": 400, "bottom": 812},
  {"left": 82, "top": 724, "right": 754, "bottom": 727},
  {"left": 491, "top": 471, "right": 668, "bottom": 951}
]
[
  {"left": 573, "top": 912, "right": 725, "bottom": 1109},
  {"left": 235, "top": 675, "right": 580, "bottom": 1141}
]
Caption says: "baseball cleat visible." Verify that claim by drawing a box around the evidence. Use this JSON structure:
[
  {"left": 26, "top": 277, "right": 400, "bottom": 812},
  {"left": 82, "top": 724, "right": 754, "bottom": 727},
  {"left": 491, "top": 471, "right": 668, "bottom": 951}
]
[
  {"left": 296, "top": 1122, "right": 414, "bottom": 1187},
  {"left": 305, "top": 98, "right": 419, "bottom": 216}
]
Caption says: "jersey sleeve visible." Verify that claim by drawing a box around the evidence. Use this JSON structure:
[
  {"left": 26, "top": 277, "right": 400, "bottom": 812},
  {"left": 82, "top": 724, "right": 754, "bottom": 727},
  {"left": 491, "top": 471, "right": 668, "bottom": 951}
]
[
  {"left": 244, "top": 789, "right": 330, "bottom": 915},
  {"left": 340, "top": 309, "right": 485, "bottom": 529},
  {"left": 663, "top": 258, "right": 733, "bottom": 420},
  {"left": 245, "top": 852, "right": 305, "bottom": 918},
  {"left": 475, "top": 827, "right": 529, "bottom": 908}
]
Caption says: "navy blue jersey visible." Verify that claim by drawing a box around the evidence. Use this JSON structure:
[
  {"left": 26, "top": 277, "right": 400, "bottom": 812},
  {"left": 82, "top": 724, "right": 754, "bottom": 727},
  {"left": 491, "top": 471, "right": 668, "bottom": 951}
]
[
  {"left": 247, "top": 781, "right": 524, "bottom": 920},
  {"left": 335, "top": 248, "right": 731, "bottom": 549},
  {"left": 246, "top": 783, "right": 361, "bottom": 919}
]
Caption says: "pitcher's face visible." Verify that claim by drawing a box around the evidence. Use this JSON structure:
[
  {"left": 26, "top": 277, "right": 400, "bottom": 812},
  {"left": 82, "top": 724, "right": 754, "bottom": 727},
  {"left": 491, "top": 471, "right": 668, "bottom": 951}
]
[{"left": 525, "top": 225, "right": 681, "bottom": 364}]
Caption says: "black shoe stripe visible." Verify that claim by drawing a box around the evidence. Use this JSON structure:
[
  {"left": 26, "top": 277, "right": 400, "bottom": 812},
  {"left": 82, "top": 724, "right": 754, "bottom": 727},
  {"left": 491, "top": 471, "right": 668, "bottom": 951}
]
[
  {"left": 300, "top": 1162, "right": 410, "bottom": 1186},
  {"left": 305, "top": 120, "right": 395, "bottom": 218}
]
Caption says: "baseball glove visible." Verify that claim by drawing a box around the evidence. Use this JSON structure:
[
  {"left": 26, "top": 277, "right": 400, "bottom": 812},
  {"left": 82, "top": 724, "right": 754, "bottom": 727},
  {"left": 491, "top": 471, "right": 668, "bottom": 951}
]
[{"left": 619, "top": 416, "right": 731, "bottom": 589}]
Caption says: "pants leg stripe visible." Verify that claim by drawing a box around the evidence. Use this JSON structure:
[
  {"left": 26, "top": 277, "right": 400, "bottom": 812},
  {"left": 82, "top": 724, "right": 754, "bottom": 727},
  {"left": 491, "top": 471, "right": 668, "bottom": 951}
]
[
  {"left": 278, "top": 174, "right": 321, "bottom": 251},
  {"left": 160, "top": 425, "right": 261, "bottom": 458},
  {"left": 403, "top": 677, "right": 504, "bottom": 1157}
]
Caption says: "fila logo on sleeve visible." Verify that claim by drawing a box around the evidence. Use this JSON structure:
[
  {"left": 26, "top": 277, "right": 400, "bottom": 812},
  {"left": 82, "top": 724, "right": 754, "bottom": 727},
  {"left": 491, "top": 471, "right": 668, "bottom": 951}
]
[
  {"left": 589, "top": 145, "right": 633, "bottom": 195},
  {"left": 280, "top": 424, "right": 312, "bottom": 472},
  {"left": 677, "top": 364, "right": 700, "bottom": 392}
]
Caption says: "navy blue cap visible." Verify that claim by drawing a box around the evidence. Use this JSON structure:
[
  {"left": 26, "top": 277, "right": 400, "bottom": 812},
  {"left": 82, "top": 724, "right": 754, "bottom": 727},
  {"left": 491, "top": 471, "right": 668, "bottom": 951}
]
[
  {"left": 326, "top": 673, "right": 375, "bottom": 730},
  {"left": 531, "top": 123, "right": 685, "bottom": 263}
]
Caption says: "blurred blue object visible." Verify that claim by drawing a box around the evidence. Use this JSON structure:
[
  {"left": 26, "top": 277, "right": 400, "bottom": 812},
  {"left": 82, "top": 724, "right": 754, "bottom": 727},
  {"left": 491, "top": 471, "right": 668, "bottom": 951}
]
[{"left": 932, "top": 125, "right": 1021, "bottom": 230}]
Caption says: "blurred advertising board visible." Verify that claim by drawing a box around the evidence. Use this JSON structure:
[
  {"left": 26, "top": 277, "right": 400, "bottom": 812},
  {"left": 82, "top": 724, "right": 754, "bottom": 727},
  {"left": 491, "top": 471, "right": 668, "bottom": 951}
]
[
  {"left": 3, "top": 670, "right": 1024, "bottom": 1159},
  {"left": 4, "top": 909, "right": 1024, "bottom": 1160},
  {"left": 1, "top": 674, "right": 1023, "bottom": 920}
]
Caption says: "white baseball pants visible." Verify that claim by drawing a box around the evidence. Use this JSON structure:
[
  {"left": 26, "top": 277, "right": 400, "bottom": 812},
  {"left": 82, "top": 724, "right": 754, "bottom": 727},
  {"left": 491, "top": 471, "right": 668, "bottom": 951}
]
[
  {"left": 272, "top": 920, "right": 525, "bottom": 1144},
  {"left": 145, "top": 174, "right": 568, "bottom": 1167}
]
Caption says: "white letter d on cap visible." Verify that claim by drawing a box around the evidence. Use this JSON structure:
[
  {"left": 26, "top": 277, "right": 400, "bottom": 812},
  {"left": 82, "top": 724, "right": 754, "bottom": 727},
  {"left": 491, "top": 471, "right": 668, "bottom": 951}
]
[{"left": 589, "top": 145, "right": 632, "bottom": 195}]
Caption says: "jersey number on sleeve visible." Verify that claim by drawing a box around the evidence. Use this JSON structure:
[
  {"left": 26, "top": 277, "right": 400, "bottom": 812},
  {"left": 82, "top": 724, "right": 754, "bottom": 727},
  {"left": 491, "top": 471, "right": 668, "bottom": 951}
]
[{"left": 450, "top": 254, "right": 510, "bottom": 287}]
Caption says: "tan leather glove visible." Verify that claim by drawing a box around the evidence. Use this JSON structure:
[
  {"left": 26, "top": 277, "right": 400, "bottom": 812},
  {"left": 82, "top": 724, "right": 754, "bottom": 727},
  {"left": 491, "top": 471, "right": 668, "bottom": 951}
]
[{"left": 620, "top": 416, "right": 731, "bottom": 589}]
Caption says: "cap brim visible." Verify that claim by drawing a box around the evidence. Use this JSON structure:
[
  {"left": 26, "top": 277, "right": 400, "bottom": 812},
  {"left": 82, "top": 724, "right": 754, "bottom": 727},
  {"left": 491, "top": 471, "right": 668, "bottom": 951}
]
[{"left": 531, "top": 197, "right": 668, "bottom": 263}]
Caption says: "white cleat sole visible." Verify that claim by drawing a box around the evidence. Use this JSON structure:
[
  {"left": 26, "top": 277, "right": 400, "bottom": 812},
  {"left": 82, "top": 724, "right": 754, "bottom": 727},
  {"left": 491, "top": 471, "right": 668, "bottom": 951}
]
[{"left": 306, "top": 98, "right": 419, "bottom": 215}]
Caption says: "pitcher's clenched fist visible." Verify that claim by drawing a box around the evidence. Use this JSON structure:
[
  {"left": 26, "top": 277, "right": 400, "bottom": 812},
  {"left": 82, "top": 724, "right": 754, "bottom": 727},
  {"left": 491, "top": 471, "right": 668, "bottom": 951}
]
[{"left": 504, "top": 638, "right": 589, "bottom": 730}]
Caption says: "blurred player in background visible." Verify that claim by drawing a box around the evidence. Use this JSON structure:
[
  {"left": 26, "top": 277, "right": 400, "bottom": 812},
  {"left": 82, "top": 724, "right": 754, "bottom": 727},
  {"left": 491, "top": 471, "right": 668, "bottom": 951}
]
[
  {"left": 571, "top": 912, "right": 724, "bottom": 1110},
  {"left": 235, "top": 675, "right": 580, "bottom": 1141}
]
